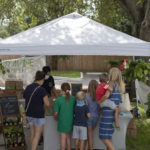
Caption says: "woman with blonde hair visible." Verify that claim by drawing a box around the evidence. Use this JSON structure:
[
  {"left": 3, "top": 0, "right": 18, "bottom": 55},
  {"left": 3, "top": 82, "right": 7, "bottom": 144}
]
[{"left": 98, "top": 67, "right": 125, "bottom": 150}]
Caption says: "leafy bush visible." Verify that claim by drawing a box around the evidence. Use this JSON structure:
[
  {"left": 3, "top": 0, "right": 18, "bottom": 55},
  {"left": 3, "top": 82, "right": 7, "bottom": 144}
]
[{"left": 123, "top": 60, "right": 150, "bottom": 83}]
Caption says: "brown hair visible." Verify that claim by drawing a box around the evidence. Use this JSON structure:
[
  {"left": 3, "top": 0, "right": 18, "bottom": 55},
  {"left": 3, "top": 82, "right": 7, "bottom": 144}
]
[
  {"left": 35, "top": 71, "right": 45, "bottom": 81},
  {"left": 88, "top": 80, "right": 98, "bottom": 101},
  {"left": 109, "top": 67, "right": 125, "bottom": 94},
  {"left": 61, "top": 83, "right": 71, "bottom": 103},
  {"left": 76, "top": 91, "right": 85, "bottom": 101},
  {"left": 99, "top": 73, "right": 108, "bottom": 83}
]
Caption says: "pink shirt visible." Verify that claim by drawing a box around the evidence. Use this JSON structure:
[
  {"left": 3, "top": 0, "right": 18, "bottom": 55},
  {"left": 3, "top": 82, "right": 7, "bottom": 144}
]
[{"left": 96, "top": 83, "right": 110, "bottom": 101}]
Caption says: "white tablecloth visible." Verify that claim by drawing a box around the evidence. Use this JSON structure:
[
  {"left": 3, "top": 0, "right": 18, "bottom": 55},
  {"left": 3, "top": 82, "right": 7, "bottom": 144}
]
[{"left": 44, "top": 112, "right": 133, "bottom": 150}]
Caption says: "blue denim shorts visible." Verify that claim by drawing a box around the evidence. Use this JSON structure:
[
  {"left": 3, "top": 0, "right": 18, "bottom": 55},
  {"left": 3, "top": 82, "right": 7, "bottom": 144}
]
[
  {"left": 87, "top": 116, "right": 98, "bottom": 128},
  {"left": 26, "top": 116, "right": 46, "bottom": 126}
]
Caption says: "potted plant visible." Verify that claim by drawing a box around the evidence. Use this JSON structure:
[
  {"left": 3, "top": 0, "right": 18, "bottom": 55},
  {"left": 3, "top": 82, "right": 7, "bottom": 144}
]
[
  {"left": 20, "top": 136, "right": 25, "bottom": 147},
  {"left": 4, "top": 129, "right": 10, "bottom": 138},
  {"left": 7, "top": 139, "right": 13, "bottom": 148},
  {"left": 17, "top": 117, "right": 22, "bottom": 125},
  {"left": 107, "top": 59, "right": 122, "bottom": 68}
]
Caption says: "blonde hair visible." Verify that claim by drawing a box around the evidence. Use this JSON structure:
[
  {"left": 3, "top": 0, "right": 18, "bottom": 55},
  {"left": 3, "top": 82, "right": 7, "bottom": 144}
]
[
  {"left": 76, "top": 91, "right": 85, "bottom": 101},
  {"left": 109, "top": 67, "right": 125, "bottom": 94},
  {"left": 88, "top": 80, "right": 98, "bottom": 101}
]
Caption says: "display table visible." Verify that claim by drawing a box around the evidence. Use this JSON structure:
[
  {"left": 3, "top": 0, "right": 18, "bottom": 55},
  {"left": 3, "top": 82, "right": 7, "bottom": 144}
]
[{"left": 44, "top": 112, "right": 133, "bottom": 150}]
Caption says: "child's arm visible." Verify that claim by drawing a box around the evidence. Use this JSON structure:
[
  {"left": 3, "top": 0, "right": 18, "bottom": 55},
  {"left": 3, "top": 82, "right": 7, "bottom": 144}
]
[
  {"left": 85, "top": 100, "right": 88, "bottom": 106},
  {"left": 97, "top": 84, "right": 113, "bottom": 105},
  {"left": 104, "top": 84, "right": 113, "bottom": 93},
  {"left": 107, "top": 86, "right": 113, "bottom": 93},
  {"left": 54, "top": 112, "right": 58, "bottom": 120},
  {"left": 86, "top": 105, "right": 91, "bottom": 118},
  {"left": 53, "top": 98, "right": 59, "bottom": 120},
  {"left": 87, "top": 113, "right": 91, "bottom": 118}
]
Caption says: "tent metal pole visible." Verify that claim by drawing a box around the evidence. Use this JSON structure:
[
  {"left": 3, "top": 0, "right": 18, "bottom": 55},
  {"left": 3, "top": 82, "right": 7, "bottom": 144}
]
[{"left": 133, "top": 56, "right": 139, "bottom": 108}]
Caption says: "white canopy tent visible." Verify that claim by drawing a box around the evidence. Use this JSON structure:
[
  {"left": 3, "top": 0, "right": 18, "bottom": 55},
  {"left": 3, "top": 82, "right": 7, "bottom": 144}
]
[{"left": 0, "top": 12, "right": 149, "bottom": 56}]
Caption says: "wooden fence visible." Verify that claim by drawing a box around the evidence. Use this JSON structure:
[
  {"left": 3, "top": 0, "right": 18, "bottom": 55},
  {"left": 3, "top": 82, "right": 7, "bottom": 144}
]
[
  {"left": 0, "top": 55, "right": 21, "bottom": 60},
  {"left": 55, "top": 56, "right": 132, "bottom": 72}
]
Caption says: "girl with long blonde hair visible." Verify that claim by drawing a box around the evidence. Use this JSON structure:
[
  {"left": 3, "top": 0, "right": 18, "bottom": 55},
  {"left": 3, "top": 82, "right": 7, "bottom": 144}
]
[{"left": 98, "top": 67, "right": 125, "bottom": 150}]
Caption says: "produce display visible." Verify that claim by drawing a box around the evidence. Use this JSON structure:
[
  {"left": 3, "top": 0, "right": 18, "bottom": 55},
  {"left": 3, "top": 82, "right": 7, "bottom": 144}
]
[{"left": 2, "top": 116, "right": 27, "bottom": 150}]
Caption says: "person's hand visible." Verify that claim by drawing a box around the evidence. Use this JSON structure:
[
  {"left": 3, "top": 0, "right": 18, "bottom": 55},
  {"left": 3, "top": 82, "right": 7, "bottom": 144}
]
[
  {"left": 53, "top": 112, "right": 58, "bottom": 120},
  {"left": 54, "top": 115, "right": 58, "bottom": 120}
]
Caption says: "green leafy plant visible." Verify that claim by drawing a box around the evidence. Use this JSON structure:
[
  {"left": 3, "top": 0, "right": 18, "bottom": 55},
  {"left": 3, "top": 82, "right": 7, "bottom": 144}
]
[
  {"left": 107, "top": 59, "right": 122, "bottom": 68},
  {"left": 145, "top": 93, "right": 150, "bottom": 118},
  {"left": 0, "top": 59, "right": 7, "bottom": 74},
  {"left": 123, "top": 60, "right": 150, "bottom": 83}
]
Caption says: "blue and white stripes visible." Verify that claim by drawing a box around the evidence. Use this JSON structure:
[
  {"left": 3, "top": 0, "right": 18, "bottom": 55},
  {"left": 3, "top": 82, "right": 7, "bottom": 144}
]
[{"left": 99, "top": 83, "right": 121, "bottom": 139}]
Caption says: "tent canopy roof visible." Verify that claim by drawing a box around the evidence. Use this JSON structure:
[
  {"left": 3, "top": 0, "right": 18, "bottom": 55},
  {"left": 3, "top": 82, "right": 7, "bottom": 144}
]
[{"left": 0, "top": 12, "right": 150, "bottom": 56}]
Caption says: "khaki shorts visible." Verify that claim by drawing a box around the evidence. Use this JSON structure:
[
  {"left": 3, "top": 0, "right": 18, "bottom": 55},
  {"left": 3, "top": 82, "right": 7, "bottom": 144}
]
[{"left": 72, "top": 125, "right": 87, "bottom": 140}]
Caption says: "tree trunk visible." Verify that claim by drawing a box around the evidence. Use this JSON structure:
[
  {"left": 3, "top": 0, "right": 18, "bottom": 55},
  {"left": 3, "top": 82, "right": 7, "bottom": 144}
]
[
  {"left": 117, "top": 0, "right": 150, "bottom": 42},
  {"left": 139, "top": 0, "right": 150, "bottom": 41}
]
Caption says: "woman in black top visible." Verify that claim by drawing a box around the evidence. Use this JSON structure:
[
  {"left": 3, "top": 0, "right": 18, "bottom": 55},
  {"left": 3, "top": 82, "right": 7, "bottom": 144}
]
[{"left": 24, "top": 71, "right": 49, "bottom": 150}]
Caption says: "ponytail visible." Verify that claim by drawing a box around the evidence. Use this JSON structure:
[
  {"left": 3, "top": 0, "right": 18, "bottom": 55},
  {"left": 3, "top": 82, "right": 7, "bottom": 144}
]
[
  {"left": 61, "top": 83, "right": 71, "bottom": 103},
  {"left": 65, "top": 90, "right": 70, "bottom": 103}
]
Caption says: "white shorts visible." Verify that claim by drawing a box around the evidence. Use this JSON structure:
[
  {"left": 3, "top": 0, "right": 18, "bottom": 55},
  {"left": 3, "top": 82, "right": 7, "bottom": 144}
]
[
  {"left": 72, "top": 125, "right": 87, "bottom": 140},
  {"left": 100, "top": 99, "right": 116, "bottom": 110}
]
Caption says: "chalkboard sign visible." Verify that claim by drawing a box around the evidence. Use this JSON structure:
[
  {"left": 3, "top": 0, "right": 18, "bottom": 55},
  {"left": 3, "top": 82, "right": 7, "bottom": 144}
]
[
  {"left": 71, "top": 83, "right": 82, "bottom": 96},
  {"left": 0, "top": 96, "right": 19, "bottom": 115}
]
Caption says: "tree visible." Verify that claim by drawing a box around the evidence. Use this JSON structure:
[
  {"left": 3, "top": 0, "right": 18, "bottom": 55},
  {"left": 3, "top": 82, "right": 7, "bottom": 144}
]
[
  {"left": 0, "top": 27, "right": 10, "bottom": 38},
  {"left": 0, "top": 0, "right": 150, "bottom": 41},
  {"left": 93, "top": 0, "right": 132, "bottom": 36},
  {"left": 116, "top": 0, "right": 150, "bottom": 41},
  {"left": 0, "top": 0, "right": 89, "bottom": 36},
  {"left": 92, "top": 0, "right": 150, "bottom": 42}
]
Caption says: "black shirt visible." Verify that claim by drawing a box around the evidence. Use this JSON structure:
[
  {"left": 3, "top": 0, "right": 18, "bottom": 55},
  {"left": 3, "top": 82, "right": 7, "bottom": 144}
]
[
  {"left": 74, "top": 105, "right": 89, "bottom": 127},
  {"left": 24, "top": 83, "right": 47, "bottom": 118},
  {"left": 42, "top": 76, "right": 55, "bottom": 96}
]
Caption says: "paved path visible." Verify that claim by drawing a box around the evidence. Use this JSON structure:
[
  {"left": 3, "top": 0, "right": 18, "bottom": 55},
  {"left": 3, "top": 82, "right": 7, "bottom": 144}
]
[{"left": 54, "top": 72, "right": 101, "bottom": 89}]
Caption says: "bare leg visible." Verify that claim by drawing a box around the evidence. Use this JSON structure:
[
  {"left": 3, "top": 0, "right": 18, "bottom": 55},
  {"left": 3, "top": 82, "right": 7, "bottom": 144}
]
[
  {"left": 114, "top": 107, "right": 119, "bottom": 128},
  {"left": 66, "top": 133, "right": 71, "bottom": 150},
  {"left": 75, "top": 139, "right": 79, "bottom": 150},
  {"left": 80, "top": 140, "right": 85, "bottom": 150},
  {"left": 31, "top": 125, "right": 44, "bottom": 150},
  {"left": 101, "top": 139, "right": 115, "bottom": 150},
  {"left": 85, "top": 140, "right": 88, "bottom": 150},
  {"left": 29, "top": 124, "right": 35, "bottom": 148},
  {"left": 87, "top": 126, "right": 94, "bottom": 150},
  {"left": 60, "top": 133, "right": 67, "bottom": 150}
]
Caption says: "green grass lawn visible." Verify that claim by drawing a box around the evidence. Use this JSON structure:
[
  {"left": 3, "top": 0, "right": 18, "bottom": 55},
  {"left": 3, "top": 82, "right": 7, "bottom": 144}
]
[
  {"left": 51, "top": 70, "right": 81, "bottom": 78},
  {"left": 126, "top": 103, "right": 150, "bottom": 150}
]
